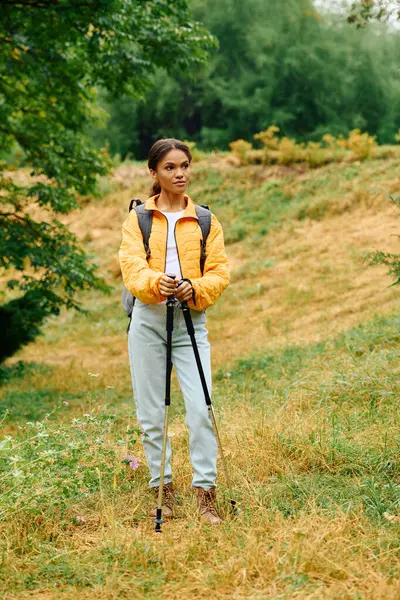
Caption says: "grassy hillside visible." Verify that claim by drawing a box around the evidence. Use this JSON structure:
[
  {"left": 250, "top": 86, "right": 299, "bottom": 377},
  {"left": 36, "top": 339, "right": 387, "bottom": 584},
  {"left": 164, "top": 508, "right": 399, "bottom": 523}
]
[{"left": 1, "top": 153, "right": 400, "bottom": 599}]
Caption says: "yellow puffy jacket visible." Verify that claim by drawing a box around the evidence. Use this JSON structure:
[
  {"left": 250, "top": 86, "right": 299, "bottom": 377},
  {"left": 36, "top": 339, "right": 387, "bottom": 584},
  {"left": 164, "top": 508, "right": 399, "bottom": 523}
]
[{"left": 118, "top": 194, "right": 230, "bottom": 312}]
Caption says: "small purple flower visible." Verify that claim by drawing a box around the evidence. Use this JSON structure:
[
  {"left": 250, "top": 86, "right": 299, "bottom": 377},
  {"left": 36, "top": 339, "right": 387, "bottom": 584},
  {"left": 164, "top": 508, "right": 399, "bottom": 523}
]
[
  {"left": 129, "top": 458, "right": 139, "bottom": 470},
  {"left": 75, "top": 515, "right": 86, "bottom": 523},
  {"left": 122, "top": 455, "right": 139, "bottom": 469},
  {"left": 122, "top": 455, "right": 135, "bottom": 462}
]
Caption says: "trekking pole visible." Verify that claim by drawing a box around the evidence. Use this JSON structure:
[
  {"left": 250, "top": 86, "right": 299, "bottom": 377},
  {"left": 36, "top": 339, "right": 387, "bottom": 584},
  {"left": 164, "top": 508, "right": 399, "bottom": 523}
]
[
  {"left": 154, "top": 274, "right": 176, "bottom": 533},
  {"left": 179, "top": 298, "right": 238, "bottom": 515}
]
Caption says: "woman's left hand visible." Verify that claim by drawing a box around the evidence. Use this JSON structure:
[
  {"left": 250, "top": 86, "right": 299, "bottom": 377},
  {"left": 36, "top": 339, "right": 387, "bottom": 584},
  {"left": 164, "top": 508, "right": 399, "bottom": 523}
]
[{"left": 174, "top": 280, "right": 193, "bottom": 302}]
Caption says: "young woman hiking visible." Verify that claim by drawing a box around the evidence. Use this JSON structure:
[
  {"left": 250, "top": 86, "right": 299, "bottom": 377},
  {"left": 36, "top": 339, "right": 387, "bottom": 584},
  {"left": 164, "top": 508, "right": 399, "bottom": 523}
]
[{"left": 119, "top": 139, "right": 230, "bottom": 525}]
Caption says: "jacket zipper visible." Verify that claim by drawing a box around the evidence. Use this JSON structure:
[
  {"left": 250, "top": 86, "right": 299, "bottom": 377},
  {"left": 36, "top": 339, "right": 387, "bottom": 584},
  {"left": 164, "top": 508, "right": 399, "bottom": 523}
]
[
  {"left": 156, "top": 210, "right": 185, "bottom": 277},
  {"left": 155, "top": 210, "right": 197, "bottom": 306},
  {"left": 173, "top": 219, "right": 184, "bottom": 280},
  {"left": 155, "top": 211, "right": 169, "bottom": 273},
  {"left": 174, "top": 218, "right": 197, "bottom": 306}
]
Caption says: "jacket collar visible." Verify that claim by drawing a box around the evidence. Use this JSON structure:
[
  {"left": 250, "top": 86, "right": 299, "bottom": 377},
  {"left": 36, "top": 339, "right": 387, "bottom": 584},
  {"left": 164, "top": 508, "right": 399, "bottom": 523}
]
[{"left": 144, "top": 194, "right": 198, "bottom": 220}]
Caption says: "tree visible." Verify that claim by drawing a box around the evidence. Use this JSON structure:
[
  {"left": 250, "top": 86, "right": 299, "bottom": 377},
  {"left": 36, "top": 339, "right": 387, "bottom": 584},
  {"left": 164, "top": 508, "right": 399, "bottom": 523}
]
[
  {"left": 96, "top": 0, "right": 400, "bottom": 159},
  {"left": 348, "top": 0, "right": 400, "bottom": 27},
  {"left": 346, "top": 2, "right": 400, "bottom": 287},
  {"left": 0, "top": 0, "right": 215, "bottom": 362},
  {"left": 363, "top": 195, "right": 400, "bottom": 287}
]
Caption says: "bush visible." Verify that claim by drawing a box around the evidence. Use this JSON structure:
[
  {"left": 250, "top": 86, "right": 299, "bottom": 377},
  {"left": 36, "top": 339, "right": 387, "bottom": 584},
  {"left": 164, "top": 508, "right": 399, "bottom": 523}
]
[
  {"left": 278, "top": 137, "right": 304, "bottom": 165},
  {"left": 347, "top": 129, "right": 377, "bottom": 160},
  {"left": 229, "top": 139, "right": 253, "bottom": 165},
  {"left": 229, "top": 127, "right": 381, "bottom": 167},
  {"left": 183, "top": 140, "right": 207, "bottom": 162}
]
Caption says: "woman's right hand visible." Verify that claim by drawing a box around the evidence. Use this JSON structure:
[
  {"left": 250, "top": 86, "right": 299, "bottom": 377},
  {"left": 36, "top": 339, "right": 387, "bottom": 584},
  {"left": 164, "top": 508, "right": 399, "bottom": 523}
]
[{"left": 159, "top": 274, "right": 178, "bottom": 297}]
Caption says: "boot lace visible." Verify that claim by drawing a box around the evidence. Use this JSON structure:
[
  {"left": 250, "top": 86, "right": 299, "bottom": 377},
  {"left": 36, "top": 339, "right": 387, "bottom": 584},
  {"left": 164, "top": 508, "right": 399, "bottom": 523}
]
[
  {"left": 162, "top": 484, "right": 175, "bottom": 508},
  {"left": 200, "top": 490, "right": 218, "bottom": 517}
]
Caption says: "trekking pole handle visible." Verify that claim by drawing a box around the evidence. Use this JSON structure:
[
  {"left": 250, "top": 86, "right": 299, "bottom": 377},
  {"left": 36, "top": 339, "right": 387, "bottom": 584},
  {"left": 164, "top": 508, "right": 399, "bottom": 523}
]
[
  {"left": 177, "top": 281, "right": 190, "bottom": 309},
  {"left": 166, "top": 273, "right": 176, "bottom": 302}
]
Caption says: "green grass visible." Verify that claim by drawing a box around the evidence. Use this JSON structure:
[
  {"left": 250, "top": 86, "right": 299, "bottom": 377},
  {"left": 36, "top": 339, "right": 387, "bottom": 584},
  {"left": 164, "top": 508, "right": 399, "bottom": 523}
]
[
  {"left": 189, "top": 156, "right": 400, "bottom": 251},
  {"left": 2, "top": 155, "right": 400, "bottom": 598}
]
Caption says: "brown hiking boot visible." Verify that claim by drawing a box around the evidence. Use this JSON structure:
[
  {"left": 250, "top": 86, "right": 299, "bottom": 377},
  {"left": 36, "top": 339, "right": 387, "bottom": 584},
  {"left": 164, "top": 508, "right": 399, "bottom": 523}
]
[
  {"left": 195, "top": 487, "right": 222, "bottom": 525},
  {"left": 150, "top": 482, "right": 176, "bottom": 519}
]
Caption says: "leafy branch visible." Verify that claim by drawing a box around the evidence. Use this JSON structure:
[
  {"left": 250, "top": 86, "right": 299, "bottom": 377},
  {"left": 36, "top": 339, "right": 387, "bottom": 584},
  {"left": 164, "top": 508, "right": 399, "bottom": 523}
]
[{"left": 363, "top": 195, "right": 400, "bottom": 286}]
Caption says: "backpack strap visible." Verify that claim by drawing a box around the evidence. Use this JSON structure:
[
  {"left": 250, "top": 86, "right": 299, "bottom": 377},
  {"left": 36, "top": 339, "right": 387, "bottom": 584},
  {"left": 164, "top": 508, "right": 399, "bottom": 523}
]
[
  {"left": 128, "top": 199, "right": 210, "bottom": 270},
  {"left": 128, "top": 198, "right": 152, "bottom": 259},
  {"left": 123, "top": 198, "right": 152, "bottom": 333},
  {"left": 129, "top": 197, "right": 142, "bottom": 212},
  {"left": 195, "top": 205, "right": 212, "bottom": 275}
]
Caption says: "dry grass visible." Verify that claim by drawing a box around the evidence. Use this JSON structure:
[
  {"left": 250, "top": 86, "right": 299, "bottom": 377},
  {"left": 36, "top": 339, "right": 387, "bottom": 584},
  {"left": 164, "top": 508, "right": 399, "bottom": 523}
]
[
  {"left": 216, "top": 201, "right": 399, "bottom": 366},
  {"left": 6, "top": 157, "right": 399, "bottom": 372},
  {"left": 1, "top": 155, "right": 400, "bottom": 598}
]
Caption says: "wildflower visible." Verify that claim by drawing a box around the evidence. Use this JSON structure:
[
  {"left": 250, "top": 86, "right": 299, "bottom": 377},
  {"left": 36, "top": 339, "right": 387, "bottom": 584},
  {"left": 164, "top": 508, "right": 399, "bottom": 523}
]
[
  {"left": 122, "top": 455, "right": 135, "bottom": 462},
  {"left": 63, "top": 401, "right": 69, "bottom": 406},
  {"left": 122, "top": 455, "right": 139, "bottom": 470},
  {"left": 75, "top": 515, "right": 86, "bottom": 523},
  {"left": 129, "top": 458, "right": 139, "bottom": 470}
]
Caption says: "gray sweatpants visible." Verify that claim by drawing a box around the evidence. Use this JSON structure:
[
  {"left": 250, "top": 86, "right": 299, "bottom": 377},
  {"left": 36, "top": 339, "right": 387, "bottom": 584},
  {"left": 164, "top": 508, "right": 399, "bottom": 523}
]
[{"left": 127, "top": 298, "right": 217, "bottom": 490}]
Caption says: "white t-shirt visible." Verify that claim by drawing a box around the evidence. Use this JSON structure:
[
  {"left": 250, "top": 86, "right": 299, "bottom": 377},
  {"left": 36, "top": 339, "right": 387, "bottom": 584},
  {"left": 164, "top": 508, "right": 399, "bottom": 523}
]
[{"left": 160, "top": 210, "right": 185, "bottom": 304}]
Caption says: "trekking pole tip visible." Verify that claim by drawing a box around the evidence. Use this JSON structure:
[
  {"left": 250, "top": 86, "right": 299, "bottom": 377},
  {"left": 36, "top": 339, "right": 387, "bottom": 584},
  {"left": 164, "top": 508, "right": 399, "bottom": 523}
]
[{"left": 153, "top": 508, "right": 165, "bottom": 532}]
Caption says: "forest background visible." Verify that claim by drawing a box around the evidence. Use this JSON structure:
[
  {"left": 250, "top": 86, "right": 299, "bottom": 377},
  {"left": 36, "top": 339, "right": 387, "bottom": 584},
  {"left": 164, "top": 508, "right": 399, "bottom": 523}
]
[{"left": 88, "top": 0, "right": 400, "bottom": 160}]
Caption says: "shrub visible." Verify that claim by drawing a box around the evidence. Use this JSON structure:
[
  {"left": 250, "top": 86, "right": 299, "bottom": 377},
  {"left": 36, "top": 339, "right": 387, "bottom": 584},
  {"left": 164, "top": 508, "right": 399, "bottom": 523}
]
[
  {"left": 229, "top": 139, "right": 253, "bottom": 165},
  {"left": 278, "top": 137, "right": 304, "bottom": 165},
  {"left": 304, "top": 141, "right": 329, "bottom": 167},
  {"left": 229, "top": 127, "right": 381, "bottom": 167},
  {"left": 254, "top": 125, "right": 281, "bottom": 164},
  {"left": 182, "top": 140, "right": 207, "bottom": 162},
  {"left": 347, "top": 128, "right": 377, "bottom": 160}
]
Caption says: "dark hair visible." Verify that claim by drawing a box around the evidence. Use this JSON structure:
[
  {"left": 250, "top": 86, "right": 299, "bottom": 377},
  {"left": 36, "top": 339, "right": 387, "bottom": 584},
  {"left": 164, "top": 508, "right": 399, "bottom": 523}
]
[{"left": 148, "top": 138, "right": 192, "bottom": 196}]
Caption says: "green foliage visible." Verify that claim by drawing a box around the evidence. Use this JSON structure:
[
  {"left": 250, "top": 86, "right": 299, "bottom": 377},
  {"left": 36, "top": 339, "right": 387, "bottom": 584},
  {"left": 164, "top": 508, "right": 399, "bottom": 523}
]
[
  {"left": 96, "top": 0, "right": 400, "bottom": 158},
  {"left": 347, "top": 1, "right": 399, "bottom": 28},
  {"left": 364, "top": 195, "right": 400, "bottom": 285},
  {"left": 0, "top": 407, "right": 142, "bottom": 521},
  {"left": 0, "top": 0, "right": 215, "bottom": 361},
  {"left": 0, "top": 292, "right": 58, "bottom": 363}
]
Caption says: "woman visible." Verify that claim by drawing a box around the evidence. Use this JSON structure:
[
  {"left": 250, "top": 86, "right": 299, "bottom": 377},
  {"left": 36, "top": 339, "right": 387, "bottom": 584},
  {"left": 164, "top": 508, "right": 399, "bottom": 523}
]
[{"left": 119, "top": 139, "right": 230, "bottom": 525}]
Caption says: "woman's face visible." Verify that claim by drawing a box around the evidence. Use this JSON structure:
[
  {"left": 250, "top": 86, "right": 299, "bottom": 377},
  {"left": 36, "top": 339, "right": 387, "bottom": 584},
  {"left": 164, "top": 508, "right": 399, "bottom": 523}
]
[{"left": 150, "top": 148, "right": 191, "bottom": 195}]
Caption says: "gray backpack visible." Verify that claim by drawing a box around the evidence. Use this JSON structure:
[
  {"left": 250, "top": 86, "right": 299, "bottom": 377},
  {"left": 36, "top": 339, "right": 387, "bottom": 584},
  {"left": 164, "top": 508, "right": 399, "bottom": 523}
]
[{"left": 122, "top": 198, "right": 212, "bottom": 332}]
